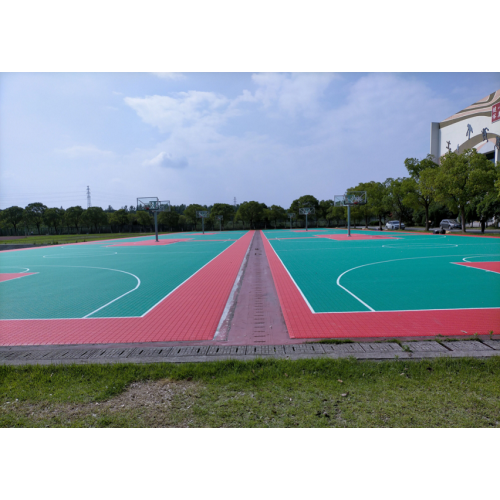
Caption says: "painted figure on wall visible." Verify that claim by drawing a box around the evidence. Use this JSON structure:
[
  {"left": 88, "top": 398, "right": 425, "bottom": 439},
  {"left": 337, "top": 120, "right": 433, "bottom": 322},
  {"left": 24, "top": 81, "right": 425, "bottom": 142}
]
[
  {"left": 466, "top": 124, "right": 473, "bottom": 140},
  {"left": 482, "top": 127, "right": 489, "bottom": 141},
  {"left": 446, "top": 140, "right": 451, "bottom": 152}
]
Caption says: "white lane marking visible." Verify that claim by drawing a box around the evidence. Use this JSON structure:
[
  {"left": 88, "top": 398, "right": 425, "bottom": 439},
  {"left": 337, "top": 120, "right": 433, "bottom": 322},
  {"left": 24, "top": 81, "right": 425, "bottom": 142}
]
[{"left": 262, "top": 233, "right": 315, "bottom": 314}]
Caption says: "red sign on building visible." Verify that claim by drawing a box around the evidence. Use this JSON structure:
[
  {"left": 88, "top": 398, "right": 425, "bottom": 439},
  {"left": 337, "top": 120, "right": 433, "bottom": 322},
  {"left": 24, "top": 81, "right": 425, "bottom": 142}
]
[{"left": 493, "top": 102, "right": 500, "bottom": 123}]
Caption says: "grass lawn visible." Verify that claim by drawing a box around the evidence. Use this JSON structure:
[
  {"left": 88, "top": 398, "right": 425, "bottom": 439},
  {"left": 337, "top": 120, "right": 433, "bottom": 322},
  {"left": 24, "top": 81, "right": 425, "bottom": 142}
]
[
  {"left": 0, "top": 232, "right": 172, "bottom": 245},
  {"left": 1, "top": 357, "right": 499, "bottom": 427}
]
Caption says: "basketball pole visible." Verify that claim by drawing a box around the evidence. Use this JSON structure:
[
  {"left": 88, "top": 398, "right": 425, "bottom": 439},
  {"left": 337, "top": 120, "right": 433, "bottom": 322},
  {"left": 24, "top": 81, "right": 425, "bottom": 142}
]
[
  {"left": 202, "top": 217, "right": 204, "bottom": 235},
  {"left": 347, "top": 205, "right": 351, "bottom": 237},
  {"left": 305, "top": 213, "right": 308, "bottom": 231},
  {"left": 154, "top": 211, "right": 159, "bottom": 242}
]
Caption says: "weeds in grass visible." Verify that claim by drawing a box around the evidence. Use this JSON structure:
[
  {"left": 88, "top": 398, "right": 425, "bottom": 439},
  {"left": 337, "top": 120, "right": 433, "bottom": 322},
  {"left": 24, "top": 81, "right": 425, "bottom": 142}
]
[{"left": 1, "top": 357, "right": 500, "bottom": 428}]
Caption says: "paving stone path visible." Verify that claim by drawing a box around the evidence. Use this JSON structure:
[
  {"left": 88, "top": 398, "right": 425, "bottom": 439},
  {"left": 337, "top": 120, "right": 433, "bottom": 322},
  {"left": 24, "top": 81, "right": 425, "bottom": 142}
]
[{"left": 1, "top": 339, "right": 498, "bottom": 366}]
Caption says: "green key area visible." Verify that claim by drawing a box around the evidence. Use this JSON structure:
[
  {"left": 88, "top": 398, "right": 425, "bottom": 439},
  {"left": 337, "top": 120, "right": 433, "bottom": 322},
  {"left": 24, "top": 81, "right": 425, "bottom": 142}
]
[
  {"left": 0, "top": 231, "right": 248, "bottom": 320},
  {"left": 264, "top": 229, "right": 500, "bottom": 313}
]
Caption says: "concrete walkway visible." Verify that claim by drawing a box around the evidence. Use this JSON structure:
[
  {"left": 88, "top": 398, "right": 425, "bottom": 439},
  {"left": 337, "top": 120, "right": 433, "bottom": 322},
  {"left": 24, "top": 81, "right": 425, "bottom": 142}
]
[{"left": 1, "top": 339, "right": 498, "bottom": 366}]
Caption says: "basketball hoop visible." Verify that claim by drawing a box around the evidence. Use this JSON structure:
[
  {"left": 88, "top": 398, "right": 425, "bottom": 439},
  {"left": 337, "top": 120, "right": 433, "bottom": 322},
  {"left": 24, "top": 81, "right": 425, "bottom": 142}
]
[
  {"left": 333, "top": 191, "right": 367, "bottom": 238},
  {"left": 299, "top": 207, "right": 315, "bottom": 231},
  {"left": 136, "top": 197, "right": 170, "bottom": 242}
]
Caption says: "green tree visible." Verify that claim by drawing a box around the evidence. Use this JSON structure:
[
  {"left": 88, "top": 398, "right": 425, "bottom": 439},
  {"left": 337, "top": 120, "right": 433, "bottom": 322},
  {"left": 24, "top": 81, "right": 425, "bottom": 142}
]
[
  {"left": 383, "top": 178, "right": 412, "bottom": 229},
  {"left": 289, "top": 195, "right": 319, "bottom": 227},
  {"left": 365, "top": 181, "right": 388, "bottom": 229},
  {"left": 469, "top": 191, "right": 500, "bottom": 233},
  {"left": 109, "top": 209, "right": 130, "bottom": 231},
  {"left": 184, "top": 204, "right": 206, "bottom": 230},
  {"left": 326, "top": 205, "right": 346, "bottom": 227},
  {"left": 434, "top": 149, "right": 497, "bottom": 232},
  {"left": 235, "top": 201, "right": 266, "bottom": 229},
  {"left": 84, "top": 206, "right": 108, "bottom": 233},
  {"left": 404, "top": 154, "right": 439, "bottom": 231},
  {"left": 347, "top": 184, "right": 375, "bottom": 228},
  {"left": 318, "top": 200, "right": 335, "bottom": 227},
  {"left": 134, "top": 210, "right": 153, "bottom": 231},
  {"left": 158, "top": 210, "right": 180, "bottom": 231},
  {"left": 24, "top": 202, "right": 48, "bottom": 234},
  {"left": 264, "top": 205, "right": 287, "bottom": 229},
  {"left": 209, "top": 203, "right": 234, "bottom": 230},
  {"left": 43, "top": 207, "right": 65, "bottom": 234},
  {"left": 65, "top": 206, "right": 85, "bottom": 234},
  {"left": 0, "top": 206, "right": 25, "bottom": 235}
]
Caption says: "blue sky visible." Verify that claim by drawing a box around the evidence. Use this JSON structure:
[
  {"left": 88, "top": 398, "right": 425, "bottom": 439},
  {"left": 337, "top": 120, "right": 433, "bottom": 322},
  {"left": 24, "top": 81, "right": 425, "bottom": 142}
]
[{"left": 1, "top": 72, "right": 499, "bottom": 210}]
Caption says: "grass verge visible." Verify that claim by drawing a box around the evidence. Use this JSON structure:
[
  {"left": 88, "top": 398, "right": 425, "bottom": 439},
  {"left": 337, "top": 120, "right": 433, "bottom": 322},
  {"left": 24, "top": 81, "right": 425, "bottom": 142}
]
[
  {"left": 0, "top": 232, "right": 172, "bottom": 245},
  {"left": 1, "top": 357, "right": 499, "bottom": 428}
]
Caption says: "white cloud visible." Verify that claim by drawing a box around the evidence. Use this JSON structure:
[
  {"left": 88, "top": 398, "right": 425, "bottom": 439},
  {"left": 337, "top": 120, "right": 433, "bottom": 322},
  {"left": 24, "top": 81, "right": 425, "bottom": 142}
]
[
  {"left": 152, "top": 72, "right": 185, "bottom": 80},
  {"left": 143, "top": 152, "right": 188, "bottom": 169},
  {"left": 124, "top": 91, "right": 232, "bottom": 136}
]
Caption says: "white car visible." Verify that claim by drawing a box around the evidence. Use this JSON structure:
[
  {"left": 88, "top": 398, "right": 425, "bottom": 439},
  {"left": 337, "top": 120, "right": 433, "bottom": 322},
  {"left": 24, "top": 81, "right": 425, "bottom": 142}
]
[{"left": 386, "top": 220, "right": 405, "bottom": 230}]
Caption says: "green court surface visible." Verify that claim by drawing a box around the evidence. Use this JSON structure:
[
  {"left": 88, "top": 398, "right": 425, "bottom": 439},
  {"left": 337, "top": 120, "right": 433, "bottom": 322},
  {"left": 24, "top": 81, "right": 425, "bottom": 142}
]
[
  {"left": 264, "top": 229, "right": 500, "bottom": 313},
  {"left": 0, "top": 231, "right": 248, "bottom": 320}
]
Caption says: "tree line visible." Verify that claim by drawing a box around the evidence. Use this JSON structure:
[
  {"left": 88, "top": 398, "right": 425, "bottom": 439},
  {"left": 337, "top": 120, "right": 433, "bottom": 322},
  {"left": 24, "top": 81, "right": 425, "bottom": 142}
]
[{"left": 1, "top": 149, "right": 499, "bottom": 235}]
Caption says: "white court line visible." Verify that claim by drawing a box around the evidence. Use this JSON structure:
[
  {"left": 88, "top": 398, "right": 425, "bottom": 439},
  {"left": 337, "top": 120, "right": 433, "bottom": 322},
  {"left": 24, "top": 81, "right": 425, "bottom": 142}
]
[
  {"left": 0, "top": 267, "right": 30, "bottom": 273},
  {"left": 82, "top": 268, "right": 141, "bottom": 318},
  {"left": 462, "top": 254, "right": 500, "bottom": 262},
  {"left": 262, "top": 233, "right": 316, "bottom": 314},
  {"left": 336, "top": 268, "right": 375, "bottom": 311}
]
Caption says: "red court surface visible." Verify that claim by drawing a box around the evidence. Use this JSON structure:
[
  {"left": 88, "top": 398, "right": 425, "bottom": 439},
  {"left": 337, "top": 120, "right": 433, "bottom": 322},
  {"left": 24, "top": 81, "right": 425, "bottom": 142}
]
[
  {"left": 0, "top": 231, "right": 254, "bottom": 346},
  {"left": 262, "top": 232, "right": 500, "bottom": 339},
  {"left": 0, "top": 273, "right": 37, "bottom": 283},
  {"left": 457, "top": 262, "right": 500, "bottom": 274},
  {"left": 315, "top": 234, "right": 398, "bottom": 241}
]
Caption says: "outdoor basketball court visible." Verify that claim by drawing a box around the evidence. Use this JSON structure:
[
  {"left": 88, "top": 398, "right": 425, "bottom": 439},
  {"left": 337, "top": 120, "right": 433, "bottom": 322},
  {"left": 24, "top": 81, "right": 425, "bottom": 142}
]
[
  {"left": 262, "top": 228, "right": 500, "bottom": 338},
  {"left": 0, "top": 227, "right": 498, "bottom": 346}
]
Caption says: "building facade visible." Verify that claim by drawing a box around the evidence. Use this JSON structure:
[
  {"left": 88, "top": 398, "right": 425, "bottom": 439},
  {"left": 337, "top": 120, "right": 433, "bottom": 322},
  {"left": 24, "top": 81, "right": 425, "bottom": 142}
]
[{"left": 430, "top": 89, "right": 500, "bottom": 164}]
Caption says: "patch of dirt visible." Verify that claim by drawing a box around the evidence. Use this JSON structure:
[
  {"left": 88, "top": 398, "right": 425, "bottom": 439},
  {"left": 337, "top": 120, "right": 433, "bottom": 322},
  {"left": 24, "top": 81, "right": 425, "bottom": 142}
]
[{"left": 1, "top": 379, "right": 201, "bottom": 427}]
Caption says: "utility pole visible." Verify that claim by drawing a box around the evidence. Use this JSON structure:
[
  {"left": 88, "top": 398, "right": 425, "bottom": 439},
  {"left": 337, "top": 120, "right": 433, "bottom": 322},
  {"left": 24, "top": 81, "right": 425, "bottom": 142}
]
[
  {"left": 233, "top": 197, "right": 237, "bottom": 229},
  {"left": 86, "top": 186, "right": 91, "bottom": 209}
]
